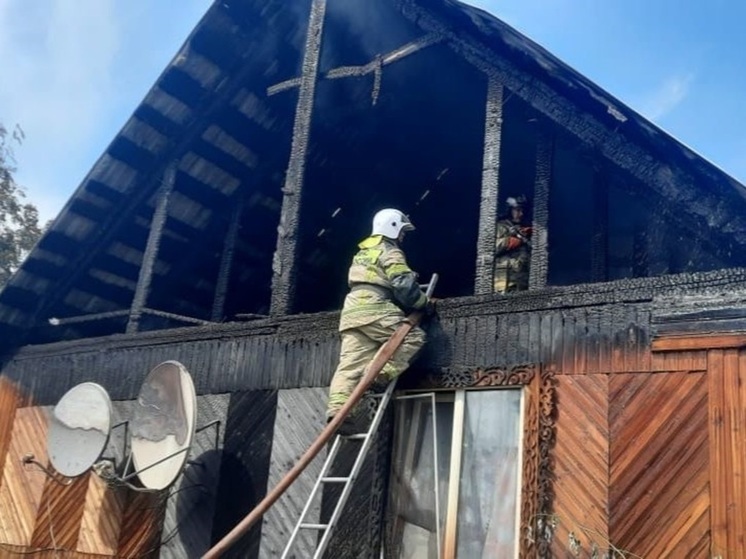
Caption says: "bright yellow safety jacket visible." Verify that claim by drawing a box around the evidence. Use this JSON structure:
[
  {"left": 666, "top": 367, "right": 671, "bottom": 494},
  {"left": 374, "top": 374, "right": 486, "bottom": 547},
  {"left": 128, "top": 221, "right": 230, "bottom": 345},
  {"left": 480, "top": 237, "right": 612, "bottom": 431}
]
[{"left": 339, "top": 235, "right": 427, "bottom": 332}]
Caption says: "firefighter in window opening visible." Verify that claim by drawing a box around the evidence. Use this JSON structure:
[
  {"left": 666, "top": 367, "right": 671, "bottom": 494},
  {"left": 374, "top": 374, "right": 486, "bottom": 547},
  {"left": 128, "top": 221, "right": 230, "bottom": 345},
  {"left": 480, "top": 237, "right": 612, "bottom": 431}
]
[
  {"left": 494, "top": 195, "right": 532, "bottom": 294},
  {"left": 326, "top": 208, "right": 430, "bottom": 435}
]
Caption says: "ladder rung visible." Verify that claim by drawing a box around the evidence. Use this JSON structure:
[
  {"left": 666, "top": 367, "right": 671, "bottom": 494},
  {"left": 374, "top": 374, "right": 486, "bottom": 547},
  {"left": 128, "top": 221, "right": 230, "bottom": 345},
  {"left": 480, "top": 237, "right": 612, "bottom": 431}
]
[
  {"left": 300, "top": 523, "right": 328, "bottom": 530},
  {"left": 282, "top": 380, "right": 400, "bottom": 559}
]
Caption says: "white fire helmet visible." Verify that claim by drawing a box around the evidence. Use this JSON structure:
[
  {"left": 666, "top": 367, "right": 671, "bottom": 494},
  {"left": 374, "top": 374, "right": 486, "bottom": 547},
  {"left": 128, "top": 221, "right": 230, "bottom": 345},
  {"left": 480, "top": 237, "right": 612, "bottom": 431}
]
[
  {"left": 506, "top": 195, "right": 528, "bottom": 209},
  {"left": 371, "top": 208, "right": 415, "bottom": 240}
]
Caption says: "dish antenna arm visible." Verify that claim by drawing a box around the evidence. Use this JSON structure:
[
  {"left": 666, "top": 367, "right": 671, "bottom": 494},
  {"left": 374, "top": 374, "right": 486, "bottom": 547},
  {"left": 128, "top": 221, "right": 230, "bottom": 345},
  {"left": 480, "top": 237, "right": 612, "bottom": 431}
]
[{"left": 22, "top": 453, "right": 74, "bottom": 486}]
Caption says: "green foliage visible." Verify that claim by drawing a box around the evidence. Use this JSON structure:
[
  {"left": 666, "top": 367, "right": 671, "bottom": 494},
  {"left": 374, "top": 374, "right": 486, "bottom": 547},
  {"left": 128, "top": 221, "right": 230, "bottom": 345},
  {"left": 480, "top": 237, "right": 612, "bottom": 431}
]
[{"left": 0, "top": 123, "right": 42, "bottom": 287}]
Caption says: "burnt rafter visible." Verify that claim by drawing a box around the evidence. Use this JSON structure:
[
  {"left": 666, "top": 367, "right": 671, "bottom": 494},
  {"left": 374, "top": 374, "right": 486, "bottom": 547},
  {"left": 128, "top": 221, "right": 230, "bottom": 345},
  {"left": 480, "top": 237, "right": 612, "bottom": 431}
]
[
  {"left": 67, "top": 198, "right": 107, "bottom": 223},
  {"left": 396, "top": 0, "right": 746, "bottom": 248},
  {"left": 127, "top": 164, "right": 176, "bottom": 334},
  {"left": 1, "top": 286, "right": 40, "bottom": 311},
  {"left": 90, "top": 254, "right": 141, "bottom": 283},
  {"left": 170, "top": 172, "right": 233, "bottom": 210},
  {"left": 270, "top": 0, "right": 328, "bottom": 316},
  {"left": 474, "top": 75, "right": 503, "bottom": 295},
  {"left": 133, "top": 104, "right": 184, "bottom": 139},
  {"left": 191, "top": 137, "right": 257, "bottom": 180},
  {"left": 158, "top": 67, "right": 210, "bottom": 108},
  {"left": 529, "top": 129, "right": 553, "bottom": 290},
  {"left": 107, "top": 136, "right": 157, "bottom": 171},
  {"left": 22, "top": 15, "right": 277, "bottom": 336},
  {"left": 607, "top": 169, "right": 742, "bottom": 268},
  {"left": 22, "top": 259, "right": 65, "bottom": 282},
  {"left": 83, "top": 180, "right": 125, "bottom": 205},
  {"left": 212, "top": 195, "right": 245, "bottom": 321},
  {"left": 267, "top": 32, "right": 444, "bottom": 96}
]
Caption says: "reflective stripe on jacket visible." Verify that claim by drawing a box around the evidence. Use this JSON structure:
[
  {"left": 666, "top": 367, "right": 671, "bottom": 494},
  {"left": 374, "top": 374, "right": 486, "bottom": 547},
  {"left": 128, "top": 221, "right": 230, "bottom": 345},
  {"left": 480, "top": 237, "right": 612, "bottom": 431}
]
[{"left": 340, "top": 235, "right": 427, "bottom": 331}]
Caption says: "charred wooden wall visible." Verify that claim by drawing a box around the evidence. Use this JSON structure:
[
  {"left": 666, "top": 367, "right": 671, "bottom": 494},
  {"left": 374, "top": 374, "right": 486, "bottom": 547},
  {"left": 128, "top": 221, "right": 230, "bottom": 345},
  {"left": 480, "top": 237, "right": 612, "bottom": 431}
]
[{"left": 1, "top": 272, "right": 746, "bottom": 557}]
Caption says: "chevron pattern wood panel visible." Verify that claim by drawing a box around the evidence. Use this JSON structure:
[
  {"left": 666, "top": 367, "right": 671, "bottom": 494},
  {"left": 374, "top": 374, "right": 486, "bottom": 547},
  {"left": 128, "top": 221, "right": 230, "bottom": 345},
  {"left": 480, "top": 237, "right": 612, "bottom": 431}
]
[
  {"left": 76, "top": 400, "right": 133, "bottom": 555},
  {"left": 76, "top": 473, "right": 125, "bottom": 555},
  {"left": 117, "top": 491, "right": 167, "bottom": 558},
  {"left": 0, "top": 545, "right": 105, "bottom": 558},
  {"left": 0, "top": 378, "right": 21, "bottom": 482},
  {"left": 0, "top": 406, "right": 49, "bottom": 546},
  {"left": 31, "top": 472, "right": 89, "bottom": 549},
  {"left": 260, "top": 387, "right": 327, "bottom": 559},
  {"left": 551, "top": 374, "right": 609, "bottom": 556},
  {"left": 609, "top": 371, "right": 709, "bottom": 558}
]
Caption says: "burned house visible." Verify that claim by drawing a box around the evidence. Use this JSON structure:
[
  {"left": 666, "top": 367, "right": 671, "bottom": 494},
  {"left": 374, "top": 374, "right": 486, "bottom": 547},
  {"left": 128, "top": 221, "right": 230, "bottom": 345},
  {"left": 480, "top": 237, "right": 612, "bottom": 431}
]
[{"left": 1, "top": 0, "right": 745, "bottom": 557}]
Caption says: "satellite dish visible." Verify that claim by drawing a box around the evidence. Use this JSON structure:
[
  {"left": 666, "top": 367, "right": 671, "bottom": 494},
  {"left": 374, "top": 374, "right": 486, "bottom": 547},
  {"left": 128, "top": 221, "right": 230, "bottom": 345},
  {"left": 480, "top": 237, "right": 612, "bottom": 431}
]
[
  {"left": 48, "top": 382, "right": 112, "bottom": 478},
  {"left": 130, "top": 360, "right": 197, "bottom": 490}
]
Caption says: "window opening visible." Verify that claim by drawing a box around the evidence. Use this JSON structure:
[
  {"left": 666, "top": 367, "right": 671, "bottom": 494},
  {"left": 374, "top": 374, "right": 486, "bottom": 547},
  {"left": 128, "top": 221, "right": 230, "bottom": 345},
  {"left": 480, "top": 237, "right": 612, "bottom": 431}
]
[{"left": 388, "top": 388, "right": 523, "bottom": 558}]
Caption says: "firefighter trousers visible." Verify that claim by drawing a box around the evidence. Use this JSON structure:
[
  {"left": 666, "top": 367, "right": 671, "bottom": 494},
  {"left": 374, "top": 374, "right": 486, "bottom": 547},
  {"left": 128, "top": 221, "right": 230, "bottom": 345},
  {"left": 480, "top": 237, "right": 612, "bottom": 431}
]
[{"left": 326, "top": 318, "right": 426, "bottom": 419}]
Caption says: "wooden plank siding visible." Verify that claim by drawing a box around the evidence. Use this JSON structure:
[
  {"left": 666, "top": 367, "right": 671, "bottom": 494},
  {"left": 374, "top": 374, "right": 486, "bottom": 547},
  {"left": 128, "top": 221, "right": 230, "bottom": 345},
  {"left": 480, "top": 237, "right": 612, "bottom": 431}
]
[
  {"left": 116, "top": 491, "right": 167, "bottom": 558},
  {"left": 651, "top": 349, "right": 708, "bottom": 372},
  {"left": 0, "top": 407, "right": 49, "bottom": 546},
  {"left": 76, "top": 474, "right": 125, "bottom": 555},
  {"left": 260, "top": 388, "right": 327, "bottom": 558},
  {"left": 2, "top": 301, "right": 746, "bottom": 557},
  {"left": 708, "top": 349, "right": 746, "bottom": 558},
  {"left": 3, "top": 304, "right": 657, "bottom": 405},
  {"left": 160, "top": 394, "right": 230, "bottom": 559},
  {"left": 31, "top": 473, "right": 90, "bottom": 550},
  {"left": 609, "top": 371, "right": 710, "bottom": 558},
  {"left": 0, "top": 378, "right": 22, "bottom": 489},
  {"left": 551, "top": 374, "right": 609, "bottom": 556}
]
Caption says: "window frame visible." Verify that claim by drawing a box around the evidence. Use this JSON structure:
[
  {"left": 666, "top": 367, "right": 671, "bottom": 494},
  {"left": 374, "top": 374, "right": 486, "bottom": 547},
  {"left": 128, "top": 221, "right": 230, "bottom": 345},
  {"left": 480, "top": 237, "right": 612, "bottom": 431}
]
[{"left": 393, "top": 363, "right": 556, "bottom": 558}]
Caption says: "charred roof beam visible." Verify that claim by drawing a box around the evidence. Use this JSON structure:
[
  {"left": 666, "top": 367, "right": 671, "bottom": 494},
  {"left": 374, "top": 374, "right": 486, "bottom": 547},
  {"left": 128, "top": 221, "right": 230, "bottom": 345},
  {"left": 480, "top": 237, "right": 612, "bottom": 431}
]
[
  {"left": 127, "top": 164, "right": 176, "bottom": 334},
  {"left": 267, "top": 32, "right": 443, "bottom": 103},
  {"left": 270, "top": 0, "right": 328, "bottom": 316},
  {"left": 529, "top": 130, "right": 553, "bottom": 289},
  {"left": 397, "top": 0, "right": 746, "bottom": 248},
  {"left": 20, "top": 10, "right": 279, "bottom": 341},
  {"left": 474, "top": 75, "right": 503, "bottom": 295},
  {"left": 212, "top": 196, "right": 245, "bottom": 322}
]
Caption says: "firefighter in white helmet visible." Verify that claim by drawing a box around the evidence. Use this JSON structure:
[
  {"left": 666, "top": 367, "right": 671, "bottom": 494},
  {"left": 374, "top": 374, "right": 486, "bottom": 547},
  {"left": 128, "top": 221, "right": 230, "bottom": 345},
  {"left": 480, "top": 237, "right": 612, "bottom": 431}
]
[{"left": 326, "top": 208, "right": 429, "bottom": 434}]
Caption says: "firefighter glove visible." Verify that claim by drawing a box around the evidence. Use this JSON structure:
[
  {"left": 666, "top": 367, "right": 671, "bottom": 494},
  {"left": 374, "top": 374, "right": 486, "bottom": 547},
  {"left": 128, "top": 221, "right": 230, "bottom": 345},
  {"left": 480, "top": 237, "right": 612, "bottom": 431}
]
[{"left": 506, "top": 237, "right": 522, "bottom": 251}]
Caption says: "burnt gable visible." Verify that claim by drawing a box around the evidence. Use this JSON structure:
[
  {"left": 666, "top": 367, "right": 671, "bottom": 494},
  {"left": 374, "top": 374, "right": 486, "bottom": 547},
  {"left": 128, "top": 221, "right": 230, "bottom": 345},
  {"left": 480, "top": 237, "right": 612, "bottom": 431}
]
[{"left": 1, "top": 0, "right": 745, "bottom": 353}]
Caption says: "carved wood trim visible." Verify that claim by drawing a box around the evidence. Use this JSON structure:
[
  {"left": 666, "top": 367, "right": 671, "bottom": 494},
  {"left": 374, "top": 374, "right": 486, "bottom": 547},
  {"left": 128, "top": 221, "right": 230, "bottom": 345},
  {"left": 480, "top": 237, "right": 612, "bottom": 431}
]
[{"left": 418, "top": 364, "right": 557, "bottom": 558}]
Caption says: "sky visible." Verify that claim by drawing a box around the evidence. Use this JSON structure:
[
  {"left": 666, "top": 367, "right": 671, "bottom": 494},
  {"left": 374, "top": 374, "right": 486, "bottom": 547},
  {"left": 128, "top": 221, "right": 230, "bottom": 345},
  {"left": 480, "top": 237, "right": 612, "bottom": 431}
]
[{"left": 1, "top": 0, "right": 745, "bottom": 224}]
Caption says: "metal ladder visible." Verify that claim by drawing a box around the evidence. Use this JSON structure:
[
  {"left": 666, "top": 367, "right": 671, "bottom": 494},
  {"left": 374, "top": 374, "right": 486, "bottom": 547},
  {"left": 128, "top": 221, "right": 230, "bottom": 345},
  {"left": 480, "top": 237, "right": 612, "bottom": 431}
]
[{"left": 281, "top": 380, "right": 397, "bottom": 559}]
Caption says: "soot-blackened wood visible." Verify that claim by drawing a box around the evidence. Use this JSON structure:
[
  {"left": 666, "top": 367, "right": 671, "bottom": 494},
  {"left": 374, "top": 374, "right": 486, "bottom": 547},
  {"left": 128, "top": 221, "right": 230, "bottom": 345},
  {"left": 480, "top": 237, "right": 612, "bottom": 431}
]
[
  {"left": 397, "top": 0, "right": 746, "bottom": 250},
  {"left": 21, "top": 17, "right": 271, "bottom": 344},
  {"left": 270, "top": 0, "right": 328, "bottom": 316},
  {"left": 529, "top": 129, "right": 551, "bottom": 291},
  {"left": 211, "top": 390, "right": 278, "bottom": 559},
  {"left": 260, "top": 388, "right": 327, "bottom": 558},
  {"left": 590, "top": 165, "right": 609, "bottom": 282},
  {"left": 474, "top": 75, "right": 504, "bottom": 295},
  {"left": 205, "top": 305, "right": 430, "bottom": 558},
  {"left": 127, "top": 163, "right": 176, "bottom": 334},
  {"left": 211, "top": 195, "right": 244, "bottom": 322}
]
